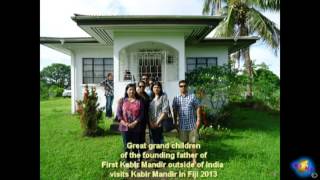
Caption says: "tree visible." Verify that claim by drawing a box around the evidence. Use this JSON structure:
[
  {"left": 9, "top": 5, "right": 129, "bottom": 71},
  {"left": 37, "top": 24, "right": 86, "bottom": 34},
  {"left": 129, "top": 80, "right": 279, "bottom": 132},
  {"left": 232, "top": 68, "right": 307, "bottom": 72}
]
[
  {"left": 203, "top": 0, "right": 280, "bottom": 99},
  {"left": 40, "top": 63, "right": 71, "bottom": 89}
]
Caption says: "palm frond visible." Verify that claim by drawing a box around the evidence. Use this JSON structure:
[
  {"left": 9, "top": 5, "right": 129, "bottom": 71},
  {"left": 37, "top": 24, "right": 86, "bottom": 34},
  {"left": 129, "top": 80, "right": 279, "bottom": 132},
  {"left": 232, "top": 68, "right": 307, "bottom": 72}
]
[
  {"left": 202, "top": 0, "right": 227, "bottom": 15},
  {"left": 221, "top": 6, "right": 229, "bottom": 16},
  {"left": 247, "top": 8, "right": 280, "bottom": 52},
  {"left": 246, "top": 0, "right": 280, "bottom": 11},
  {"left": 213, "top": 7, "right": 237, "bottom": 37},
  {"left": 202, "top": 0, "right": 214, "bottom": 15}
]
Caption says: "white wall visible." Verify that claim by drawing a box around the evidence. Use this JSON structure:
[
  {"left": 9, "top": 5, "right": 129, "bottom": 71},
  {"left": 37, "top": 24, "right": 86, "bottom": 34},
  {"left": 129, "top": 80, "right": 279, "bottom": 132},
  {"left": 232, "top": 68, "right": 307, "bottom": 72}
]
[{"left": 72, "top": 45, "right": 113, "bottom": 113}]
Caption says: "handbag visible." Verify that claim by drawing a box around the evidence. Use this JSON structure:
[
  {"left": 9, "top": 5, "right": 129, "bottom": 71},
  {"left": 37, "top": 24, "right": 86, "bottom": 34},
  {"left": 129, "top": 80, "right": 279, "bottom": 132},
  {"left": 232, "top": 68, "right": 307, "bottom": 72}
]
[{"left": 162, "top": 104, "right": 175, "bottom": 132}]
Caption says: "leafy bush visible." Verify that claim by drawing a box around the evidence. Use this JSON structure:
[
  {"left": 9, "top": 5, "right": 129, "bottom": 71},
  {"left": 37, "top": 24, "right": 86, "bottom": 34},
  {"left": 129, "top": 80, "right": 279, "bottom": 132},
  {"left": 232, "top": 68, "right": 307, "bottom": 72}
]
[
  {"left": 270, "top": 88, "right": 280, "bottom": 110},
  {"left": 76, "top": 100, "right": 84, "bottom": 115},
  {"left": 228, "top": 74, "right": 249, "bottom": 102},
  {"left": 40, "top": 80, "right": 49, "bottom": 100},
  {"left": 186, "top": 62, "right": 280, "bottom": 127},
  {"left": 186, "top": 64, "right": 237, "bottom": 126},
  {"left": 187, "top": 65, "right": 234, "bottom": 109},
  {"left": 77, "top": 86, "right": 105, "bottom": 137},
  {"left": 96, "top": 107, "right": 105, "bottom": 122},
  {"left": 253, "top": 68, "right": 280, "bottom": 111},
  {"left": 48, "top": 85, "right": 64, "bottom": 97},
  {"left": 203, "top": 104, "right": 232, "bottom": 127}
]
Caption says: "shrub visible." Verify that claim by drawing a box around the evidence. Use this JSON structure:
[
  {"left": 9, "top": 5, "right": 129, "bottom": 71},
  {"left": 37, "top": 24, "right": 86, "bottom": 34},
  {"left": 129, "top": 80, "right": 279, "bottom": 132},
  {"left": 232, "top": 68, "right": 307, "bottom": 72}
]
[
  {"left": 270, "top": 88, "right": 280, "bottom": 111},
  {"left": 40, "top": 81, "right": 49, "bottom": 100},
  {"left": 186, "top": 64, "right": 236, "bottom": 126},
  {"left": 203, "top": 104, "right": 232, "bottom": 128},
  {"left": 186, "top": 63, "right": 280, "bottom": 126},
  {"left": 253, "top": 68, "right": 280, "bottom": 111},
  {"left": 96, "top": 107, "right": 105, "bottom": 122},
  {"left": 77, "top": 86, "right": 105, "bottom": 137},
  {"left": 76, "top": 100, "right": 84, "bottom": 115},
  {"left": 187, "top": 65, "right": 231, "bottom": 108},
  {"left": 48, "top": 85, "right": 64, "bottom": 97}
]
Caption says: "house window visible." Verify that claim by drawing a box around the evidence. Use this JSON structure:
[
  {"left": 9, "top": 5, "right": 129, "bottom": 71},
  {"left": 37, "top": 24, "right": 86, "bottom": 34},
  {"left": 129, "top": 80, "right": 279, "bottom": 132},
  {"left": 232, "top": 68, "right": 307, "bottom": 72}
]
[
  {"left": 83, "top": 58, "right": 113, "bottom": 84},
  {"left": 186, "top": 57, "right": 218, "bottom": 73}
]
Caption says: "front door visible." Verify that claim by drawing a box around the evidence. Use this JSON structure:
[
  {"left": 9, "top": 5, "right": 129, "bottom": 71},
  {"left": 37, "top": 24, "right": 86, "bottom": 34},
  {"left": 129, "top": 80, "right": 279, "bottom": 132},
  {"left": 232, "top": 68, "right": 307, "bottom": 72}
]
[{"left": 137, "top": 50, "right": 166, "bottom": 82}]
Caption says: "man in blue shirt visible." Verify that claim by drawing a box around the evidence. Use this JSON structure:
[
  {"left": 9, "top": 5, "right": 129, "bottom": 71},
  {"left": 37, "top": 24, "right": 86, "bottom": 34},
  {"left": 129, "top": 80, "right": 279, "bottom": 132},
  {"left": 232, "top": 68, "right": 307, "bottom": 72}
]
[{"left": 172, "top": 80, "right": 201, "bottom": 164}]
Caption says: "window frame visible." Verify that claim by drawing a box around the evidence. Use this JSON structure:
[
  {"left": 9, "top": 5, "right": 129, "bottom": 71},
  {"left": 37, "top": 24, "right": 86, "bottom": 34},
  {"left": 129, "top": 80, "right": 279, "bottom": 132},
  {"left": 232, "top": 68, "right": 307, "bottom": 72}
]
[
  {"left": 186, "top": 57, "right": 218, "bottom": 73},
  {"left": 82, "top": 57, "right": 113, "bottom": 84}
]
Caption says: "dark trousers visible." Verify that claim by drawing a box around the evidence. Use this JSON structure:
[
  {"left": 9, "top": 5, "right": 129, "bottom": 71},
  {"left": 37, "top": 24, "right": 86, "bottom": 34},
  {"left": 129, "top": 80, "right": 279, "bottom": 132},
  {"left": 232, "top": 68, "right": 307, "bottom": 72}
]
[
  {"left": 149, "top": 127, "right": 164, "bottom": 154},
  {"left": 121, "top": 131, "right": 140, "bottom": 162},
  {"left": 139, "top": 122, "right": 147, "bottom": 144},
  {"left": 105, "top": 95, "right": 113, "bottom": 117},
  {"left": 138, "top": 123, "right": 147, "bottom": 161}
]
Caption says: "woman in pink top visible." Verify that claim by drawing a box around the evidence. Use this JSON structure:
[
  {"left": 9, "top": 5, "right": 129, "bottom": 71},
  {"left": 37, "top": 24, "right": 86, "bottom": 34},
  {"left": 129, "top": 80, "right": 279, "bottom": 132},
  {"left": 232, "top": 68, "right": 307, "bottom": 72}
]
[{"left": 116, "top": 83, "right": 144, "bottom": 162}]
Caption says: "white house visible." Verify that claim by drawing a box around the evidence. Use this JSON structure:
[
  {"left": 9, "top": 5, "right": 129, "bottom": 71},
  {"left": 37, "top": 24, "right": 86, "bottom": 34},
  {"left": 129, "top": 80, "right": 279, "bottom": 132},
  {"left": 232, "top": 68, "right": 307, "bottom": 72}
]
[{"left": 40, "top": 15, "right": 258, "bottom": 114}]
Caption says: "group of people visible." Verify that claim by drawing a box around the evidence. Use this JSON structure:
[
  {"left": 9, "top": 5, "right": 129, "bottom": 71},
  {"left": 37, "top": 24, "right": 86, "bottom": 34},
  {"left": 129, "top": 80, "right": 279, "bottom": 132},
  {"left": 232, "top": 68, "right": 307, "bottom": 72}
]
[{"left": 100, "top": 73, "right": 201, "bottom": 164}]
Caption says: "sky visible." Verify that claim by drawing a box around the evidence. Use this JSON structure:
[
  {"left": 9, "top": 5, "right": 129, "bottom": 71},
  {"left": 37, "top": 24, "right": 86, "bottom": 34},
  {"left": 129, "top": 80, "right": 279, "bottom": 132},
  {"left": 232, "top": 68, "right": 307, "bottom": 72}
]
[{"left": 40, "top": 0, "right": 280, "bottom": 77}]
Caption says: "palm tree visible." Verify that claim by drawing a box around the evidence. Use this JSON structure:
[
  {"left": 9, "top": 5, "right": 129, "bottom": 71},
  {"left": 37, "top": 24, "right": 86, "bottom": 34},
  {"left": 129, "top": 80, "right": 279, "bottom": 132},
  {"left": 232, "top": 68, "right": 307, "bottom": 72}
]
[{"left": 203, "top": 0, "right": 280, "bottom": 99}]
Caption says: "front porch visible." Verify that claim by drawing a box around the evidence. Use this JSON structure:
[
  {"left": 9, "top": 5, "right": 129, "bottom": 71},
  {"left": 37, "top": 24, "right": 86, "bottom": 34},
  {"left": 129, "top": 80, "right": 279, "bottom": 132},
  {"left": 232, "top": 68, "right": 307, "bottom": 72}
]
[{"left": 114, "top": 41, "right": 182, "bottom": 104}]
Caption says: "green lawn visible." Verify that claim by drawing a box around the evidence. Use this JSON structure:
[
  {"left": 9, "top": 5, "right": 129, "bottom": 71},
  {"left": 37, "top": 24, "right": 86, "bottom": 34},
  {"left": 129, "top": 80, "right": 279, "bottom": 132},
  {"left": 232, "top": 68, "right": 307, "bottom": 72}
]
[{"left": 40, "top": 98, "right": 279, "bottom": 180}]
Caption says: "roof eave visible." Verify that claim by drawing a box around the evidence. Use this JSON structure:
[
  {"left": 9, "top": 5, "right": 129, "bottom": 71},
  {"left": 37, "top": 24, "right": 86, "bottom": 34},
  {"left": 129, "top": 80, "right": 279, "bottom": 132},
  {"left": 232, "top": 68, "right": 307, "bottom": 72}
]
[
  {"left": 40, "top": 37, "right": 99, "bottom": 44},
  {"left": 191, "top": 36, "right": 260, "bottom": 53},
  {"left": 71, "top": 15, "right": 225, "bottom": 26},
  {"left": 40, "top": 37, "right": 101, "bottom": 56}
]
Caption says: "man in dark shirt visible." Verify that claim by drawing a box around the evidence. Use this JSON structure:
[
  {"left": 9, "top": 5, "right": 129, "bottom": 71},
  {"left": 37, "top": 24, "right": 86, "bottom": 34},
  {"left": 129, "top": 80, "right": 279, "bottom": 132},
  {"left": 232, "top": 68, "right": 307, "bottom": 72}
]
[{"left": 136, "top": 80, "right": 150, "bottom": 161}]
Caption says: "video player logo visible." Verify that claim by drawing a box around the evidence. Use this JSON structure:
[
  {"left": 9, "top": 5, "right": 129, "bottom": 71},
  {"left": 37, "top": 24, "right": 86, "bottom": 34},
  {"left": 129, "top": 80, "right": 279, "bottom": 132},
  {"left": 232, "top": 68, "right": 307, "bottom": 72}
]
[{"left": 291, "top": 157, "right": 317, "bottom": 178}]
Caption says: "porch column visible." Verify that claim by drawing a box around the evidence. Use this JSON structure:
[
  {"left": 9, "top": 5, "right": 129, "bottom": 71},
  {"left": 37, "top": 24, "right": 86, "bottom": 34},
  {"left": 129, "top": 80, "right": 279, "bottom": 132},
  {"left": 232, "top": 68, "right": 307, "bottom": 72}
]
[
  {"left": 178, "top": 40, "right": 186, "bottom": 80},
  {"left": 70, "top": 51, "right": 76, "bottom": 114},
  {"left": 113, "top": 40, "right": 120, "bottom": 113}
]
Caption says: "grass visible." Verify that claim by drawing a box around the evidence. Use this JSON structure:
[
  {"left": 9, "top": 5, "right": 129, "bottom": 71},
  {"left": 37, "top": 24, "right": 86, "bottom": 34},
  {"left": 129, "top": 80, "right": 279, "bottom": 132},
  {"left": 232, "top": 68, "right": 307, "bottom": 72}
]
[
  {"left": 40, "top": 98, "right": 123, "bottom": 179},
  {"left": 40, "top": 98, "right": 279, "bottom": 179}
]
